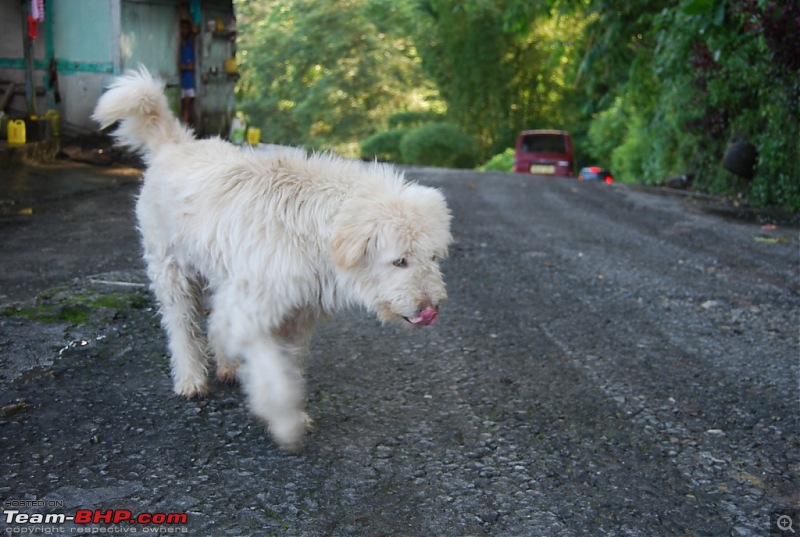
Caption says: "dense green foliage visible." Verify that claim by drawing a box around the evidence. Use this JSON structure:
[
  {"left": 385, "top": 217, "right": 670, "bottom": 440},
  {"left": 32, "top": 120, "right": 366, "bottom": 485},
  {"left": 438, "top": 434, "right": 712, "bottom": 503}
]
[
  {"left": 360, "top": 122, "right": 478, "bottom": 167},
  {"left": 360, "top": 111, "right": 473, "bottom": 165},
  {"left": 409, "top": 0, "right": 589, "bottom": 160},
  {"left": 235, "top": 0, "right": 800, "bottom": 210},
  {"left": 234, "top": 0, "right": 437, "bottom": 155},
  {"left": 360, "top": 128, "right": 409, "bottom": 163},
  {"left": 573, "top": 0, "right": 800, "bottom": 209},
  {"left": 399, "top": 122, "right": 479, "bottom": 168},
  {"left": 479, "top": 148, "right": 516, "bottom": 172}
]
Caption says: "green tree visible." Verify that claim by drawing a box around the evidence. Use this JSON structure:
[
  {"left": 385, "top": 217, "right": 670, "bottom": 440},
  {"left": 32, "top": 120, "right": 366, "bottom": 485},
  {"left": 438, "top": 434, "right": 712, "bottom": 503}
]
[
  {"left": 404, "top": 0, "right": 589, "bottom": 158},
  {"left": 234, "top": 0, "right": 435, "bottom": 155},
  {"left": 571, "top": 0, "right": 800, "bottom": 209},
  {"left": 233, "top": 0, "right": 799, "bottom": 208},
  {"left": 412, "top": 0, "right": 514, "bottom": 156}
]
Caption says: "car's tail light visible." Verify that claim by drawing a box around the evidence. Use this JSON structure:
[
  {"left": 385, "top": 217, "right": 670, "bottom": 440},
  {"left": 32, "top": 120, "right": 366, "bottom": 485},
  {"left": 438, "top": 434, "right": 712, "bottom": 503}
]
[{"left": 605, "top": 175, "right": 613, "bottom": 184}]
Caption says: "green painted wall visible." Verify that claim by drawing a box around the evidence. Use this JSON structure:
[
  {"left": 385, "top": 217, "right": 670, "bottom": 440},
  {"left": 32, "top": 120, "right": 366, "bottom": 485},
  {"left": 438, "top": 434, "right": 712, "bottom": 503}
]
[
  {"left": 121, "top": 1, "right": 180, "bottom": 80},
  {"left": 52, "top": 0, "right": 115, "bottom": 73}
]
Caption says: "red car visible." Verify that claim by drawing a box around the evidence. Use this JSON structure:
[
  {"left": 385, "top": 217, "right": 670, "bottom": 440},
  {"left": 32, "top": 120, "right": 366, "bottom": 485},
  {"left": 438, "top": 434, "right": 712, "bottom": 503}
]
[{"left": 513, "top": 130, "right": 574, "bottom": 176}]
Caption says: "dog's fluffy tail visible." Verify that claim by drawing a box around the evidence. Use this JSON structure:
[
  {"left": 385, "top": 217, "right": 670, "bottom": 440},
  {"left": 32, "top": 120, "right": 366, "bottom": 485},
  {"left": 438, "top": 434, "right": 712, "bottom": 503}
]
[{"left": 92, "top": 67, "right": 192, "bottom": 157}]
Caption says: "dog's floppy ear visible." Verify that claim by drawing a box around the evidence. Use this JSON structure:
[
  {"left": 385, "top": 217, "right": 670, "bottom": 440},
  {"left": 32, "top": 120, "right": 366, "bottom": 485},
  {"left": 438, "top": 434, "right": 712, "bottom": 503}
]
[{"left": 330, "top": 217, "right": 376, "bottom": 270}]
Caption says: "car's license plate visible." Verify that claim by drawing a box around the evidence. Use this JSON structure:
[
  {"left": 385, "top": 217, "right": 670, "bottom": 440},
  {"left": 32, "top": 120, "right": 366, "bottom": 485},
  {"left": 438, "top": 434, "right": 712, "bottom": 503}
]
[{"left": 530, "top": 164, "right": 555, "bottom": 174}]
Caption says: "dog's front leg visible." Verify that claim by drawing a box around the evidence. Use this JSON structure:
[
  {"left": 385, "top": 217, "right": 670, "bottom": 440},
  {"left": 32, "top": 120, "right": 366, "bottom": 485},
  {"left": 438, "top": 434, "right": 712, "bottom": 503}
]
[
  {"left": 239, "top": 336, "right": 311, "bottom": 452},
  {"left": 146, "top": 257, "right": 209, "bottom": 398}
]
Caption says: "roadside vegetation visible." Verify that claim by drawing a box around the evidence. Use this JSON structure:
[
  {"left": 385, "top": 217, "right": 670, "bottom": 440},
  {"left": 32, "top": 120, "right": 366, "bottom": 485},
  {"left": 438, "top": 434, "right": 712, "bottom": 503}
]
[{"left": 234, "top": 0, "right": 799, "bottom": 210}]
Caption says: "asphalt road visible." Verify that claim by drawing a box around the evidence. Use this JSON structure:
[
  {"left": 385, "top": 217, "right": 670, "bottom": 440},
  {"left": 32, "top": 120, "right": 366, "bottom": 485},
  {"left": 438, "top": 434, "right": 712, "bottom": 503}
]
[{"left": 0, "top": 161, "right": 797, "bottom": 536}]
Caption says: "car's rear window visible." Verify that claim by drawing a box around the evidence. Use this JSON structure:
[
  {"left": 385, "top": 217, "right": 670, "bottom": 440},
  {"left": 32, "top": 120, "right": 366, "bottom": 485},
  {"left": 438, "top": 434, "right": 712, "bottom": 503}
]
[{"left": 520, "top": 134, "right": 567, "bottom": 153}]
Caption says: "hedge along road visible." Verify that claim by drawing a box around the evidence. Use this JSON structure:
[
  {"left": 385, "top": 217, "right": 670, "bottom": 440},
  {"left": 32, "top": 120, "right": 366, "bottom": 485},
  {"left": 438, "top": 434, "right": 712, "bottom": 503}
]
[{"left": 0, "top": 161, "right": 797, "bottom": 536}]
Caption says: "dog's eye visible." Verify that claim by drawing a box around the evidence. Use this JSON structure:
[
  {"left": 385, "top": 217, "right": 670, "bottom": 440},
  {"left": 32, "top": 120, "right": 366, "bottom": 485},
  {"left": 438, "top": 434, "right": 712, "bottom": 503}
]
[{"left": 392, "top": 258, "right": 408, "bottom": 268}]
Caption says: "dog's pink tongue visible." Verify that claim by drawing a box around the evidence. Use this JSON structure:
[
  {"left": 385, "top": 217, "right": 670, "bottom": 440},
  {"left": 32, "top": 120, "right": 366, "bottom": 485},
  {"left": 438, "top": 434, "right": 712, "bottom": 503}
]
[{"left": 409, "top": 307, "right": 438, "bottom": 326}]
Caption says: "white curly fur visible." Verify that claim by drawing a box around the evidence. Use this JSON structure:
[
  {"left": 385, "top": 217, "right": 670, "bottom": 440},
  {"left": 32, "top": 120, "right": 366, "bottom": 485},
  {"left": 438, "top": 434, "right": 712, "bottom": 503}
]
[{"left": 93, "top": 68, "right": 452, "bottom": 451}]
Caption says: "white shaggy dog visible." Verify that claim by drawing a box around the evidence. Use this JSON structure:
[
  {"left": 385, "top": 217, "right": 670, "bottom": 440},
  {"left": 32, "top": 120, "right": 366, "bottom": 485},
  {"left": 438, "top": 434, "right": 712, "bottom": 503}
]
[{"left": 93, "top": 68, "right": 452, "bottom": 451}]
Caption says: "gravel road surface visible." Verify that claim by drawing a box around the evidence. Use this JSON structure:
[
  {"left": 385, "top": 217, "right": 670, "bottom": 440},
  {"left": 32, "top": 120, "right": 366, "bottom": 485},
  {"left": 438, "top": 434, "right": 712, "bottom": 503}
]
[{"left": 1, "top": 161, "right": 797, "bottom": 536}]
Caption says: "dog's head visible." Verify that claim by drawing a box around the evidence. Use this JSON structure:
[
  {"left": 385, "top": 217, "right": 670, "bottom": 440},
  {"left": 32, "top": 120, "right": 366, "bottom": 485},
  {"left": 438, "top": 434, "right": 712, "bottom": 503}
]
[{"left": 331, "top": 180, "right": 452, "bottom": 326}]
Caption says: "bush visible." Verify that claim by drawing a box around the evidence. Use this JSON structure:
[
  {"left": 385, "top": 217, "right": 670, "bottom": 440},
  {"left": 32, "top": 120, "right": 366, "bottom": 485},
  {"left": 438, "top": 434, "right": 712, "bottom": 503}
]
[
  {"left": 360, "top": 128, "right": 408, "bottom": 162},
  {"left": 587, "top": 98, "right": 628, "bottom": 168},
  {"left": 739, "top": 77, "right": 800, "bottom": 210},
  {"left": 388, "top": 111, "right": 444, "bottom": 129},
  {"left": 609, "top": 114, "right": 651, "bottom": 184},
  {"left": 399, "top": 123, "right": 478, "bottom": 168},
  {"left": 479, "top": 148, "right": 515, "bottom": 172}
]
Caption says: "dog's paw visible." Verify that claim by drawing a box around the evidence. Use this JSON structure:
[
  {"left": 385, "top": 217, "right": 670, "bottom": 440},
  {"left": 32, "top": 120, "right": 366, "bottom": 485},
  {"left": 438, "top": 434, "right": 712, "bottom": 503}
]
[
  {"left": 270, "top": 411, "right": 313, "bottom": 453},
  {"left": 173, "top": 379, "right": 210, "bottom": 399}
]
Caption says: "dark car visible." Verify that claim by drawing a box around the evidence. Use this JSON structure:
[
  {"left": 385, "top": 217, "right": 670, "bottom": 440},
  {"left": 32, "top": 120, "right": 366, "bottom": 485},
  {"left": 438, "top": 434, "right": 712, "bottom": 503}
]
[
  {"left": 578, "top": 166, "right": 614, "bottom": 184},
  {"left": 513, "top": 130, "right": 574, "bottom": 176}
]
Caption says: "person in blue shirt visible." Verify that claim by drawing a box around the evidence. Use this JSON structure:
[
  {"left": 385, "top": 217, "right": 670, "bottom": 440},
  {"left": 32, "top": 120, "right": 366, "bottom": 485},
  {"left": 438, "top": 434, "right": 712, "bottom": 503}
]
[{"left": 179, "top": 20, "right": 196, "bottom": 127}]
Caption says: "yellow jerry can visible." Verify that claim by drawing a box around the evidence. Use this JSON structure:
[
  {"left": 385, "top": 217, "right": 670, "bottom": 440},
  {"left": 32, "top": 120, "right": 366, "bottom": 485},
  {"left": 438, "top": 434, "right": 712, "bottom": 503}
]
[
  {"left": 246, "top": 126, "right": 261, "bottom": 146},
  {"left": 8, "top": 119, "right": 26, "bottom": 144}
]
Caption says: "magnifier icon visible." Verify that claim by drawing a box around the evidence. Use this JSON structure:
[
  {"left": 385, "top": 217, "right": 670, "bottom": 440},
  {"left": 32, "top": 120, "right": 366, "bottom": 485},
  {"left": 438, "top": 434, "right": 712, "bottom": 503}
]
[{"left": 778, "top": 515, "right": 796, "bottom": 533}]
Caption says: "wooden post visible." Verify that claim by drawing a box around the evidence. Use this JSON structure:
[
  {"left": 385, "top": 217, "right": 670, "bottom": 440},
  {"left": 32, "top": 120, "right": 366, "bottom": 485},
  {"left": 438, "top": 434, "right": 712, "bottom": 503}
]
[{"left": 21, "top": 0, "right": 38, "bottom": 117}]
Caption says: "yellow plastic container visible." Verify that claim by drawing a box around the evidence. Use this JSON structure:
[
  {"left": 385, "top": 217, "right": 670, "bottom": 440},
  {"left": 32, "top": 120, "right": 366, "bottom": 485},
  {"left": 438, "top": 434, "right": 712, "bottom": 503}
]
[
  {"left": 246, "top": 127, "right": 261, "bottom": 146},
  {"left": 7, "top": 119, "right": 26, "bottom": 144},
  {"left": 224, "top": 57, "right": 238, "bottom": 74},
  {"left": 45, "top": 110, "right": 61, "bottom": 137}
]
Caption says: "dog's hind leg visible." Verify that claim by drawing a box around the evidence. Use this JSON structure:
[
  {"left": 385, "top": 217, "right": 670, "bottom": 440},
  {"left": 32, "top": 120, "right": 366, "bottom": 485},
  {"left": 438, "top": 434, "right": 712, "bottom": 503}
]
[{"left": 147, "top": 256, "right": 210, "bottom": 398}]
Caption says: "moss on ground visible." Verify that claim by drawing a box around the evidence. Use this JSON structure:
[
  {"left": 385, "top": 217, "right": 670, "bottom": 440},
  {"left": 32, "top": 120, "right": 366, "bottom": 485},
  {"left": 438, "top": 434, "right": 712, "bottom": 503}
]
[{"left": 2, "top": 287, "right": 150, "bottom": 326}]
